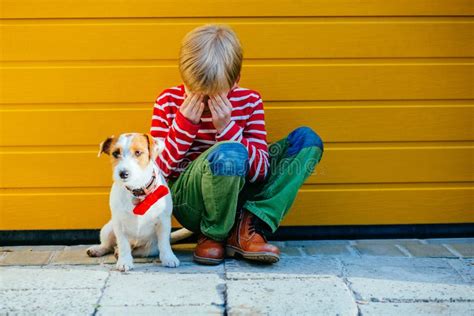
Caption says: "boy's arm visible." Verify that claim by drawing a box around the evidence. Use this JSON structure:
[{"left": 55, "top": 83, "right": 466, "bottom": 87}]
[
  {"left": 150, "top": 91, "right": 200, "bottom": 177},
  {"left": 215, "top": 94, "right": 269, "bottom": 182}
]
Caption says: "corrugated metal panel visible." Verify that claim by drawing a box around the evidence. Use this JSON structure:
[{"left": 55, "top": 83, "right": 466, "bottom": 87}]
[{"left": 0, "top": 0, "right": 473, "bottom": 230}]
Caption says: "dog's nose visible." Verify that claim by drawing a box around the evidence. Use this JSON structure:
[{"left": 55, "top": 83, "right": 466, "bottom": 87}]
[{"left": 119, "top": 170, "right": 129, "bottom": 180}]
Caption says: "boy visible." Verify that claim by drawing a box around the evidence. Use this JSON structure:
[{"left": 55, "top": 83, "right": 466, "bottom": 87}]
[{"left": 150, "top": 24, "right": 323, "bottom": 265}]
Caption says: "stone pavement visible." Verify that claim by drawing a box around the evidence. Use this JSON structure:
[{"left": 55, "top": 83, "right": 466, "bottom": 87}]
[{"left": 0, "top": 238, "right": 473, "bottom": 315}]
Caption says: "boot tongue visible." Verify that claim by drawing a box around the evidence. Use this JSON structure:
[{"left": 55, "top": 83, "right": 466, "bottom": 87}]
[
  {"left": 198, "top": 234, "right": 209, "bottom": 244},
  {"left": 252, "top": 231, "right": 267, "bottom": 243},
  {"left": 248, "top": 213, "right": 267, "bottom": 242}
]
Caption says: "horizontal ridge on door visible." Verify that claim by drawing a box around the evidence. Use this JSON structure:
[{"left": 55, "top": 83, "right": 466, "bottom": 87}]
[
  {"left": 1, "top": 64, "right": 473, "bottom": 103},
  {"left": 0, "top": 146, "right": 472, "bottom": 188},
  {"left": 1, "top": 185, "right": 472, "bottom": 229},
  {"left": 2, "top": 20, "right": 472, "bottom": 60},
  {"left": 1, "top": 104, "right": 473, "bottom": 146}
]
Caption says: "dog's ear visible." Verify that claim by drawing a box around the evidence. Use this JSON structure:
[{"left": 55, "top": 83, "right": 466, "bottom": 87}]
[
  {"left": 143, "top": 134, "right": 165, "bottom": 161},
  {"left": 98, "top": 136, "right": 115, "bottom": 157}
]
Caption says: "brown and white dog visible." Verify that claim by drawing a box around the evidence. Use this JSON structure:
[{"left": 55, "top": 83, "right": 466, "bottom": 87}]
[{"left": 86, "top": 133, "right": 191, "bottom": 271}]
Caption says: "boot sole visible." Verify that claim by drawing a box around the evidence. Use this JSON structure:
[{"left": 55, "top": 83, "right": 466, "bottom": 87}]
[
  {"left": 226, "top": 245, "right": 280, "bottom": 264},
  {"left": 193, "top": 254, "right": 223, "bottom": 265}
]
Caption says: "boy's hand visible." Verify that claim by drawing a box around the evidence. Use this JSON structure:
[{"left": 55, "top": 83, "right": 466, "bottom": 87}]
[
  {"left": 209, "top": 93, "right": 232, "bottom": 133},
  {"left": 180, "top": 93, "right": 205, "bottom": 125}
]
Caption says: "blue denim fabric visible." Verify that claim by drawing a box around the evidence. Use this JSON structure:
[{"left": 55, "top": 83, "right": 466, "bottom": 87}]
[
  {"left": 286, "top": 126, "right": 323, "bottom": 157},
  {"left": 207, "top": 142, "right": 249, "bottom": 176}
]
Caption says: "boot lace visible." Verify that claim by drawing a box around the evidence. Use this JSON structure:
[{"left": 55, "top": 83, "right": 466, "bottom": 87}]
[{"left": 249, "top": 213, "right": 267, "bottom": 240}]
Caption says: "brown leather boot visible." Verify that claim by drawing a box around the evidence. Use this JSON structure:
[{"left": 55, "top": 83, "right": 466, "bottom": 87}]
[
  {"left": 193, "top": 234, "right": 225, "bottom": 265},
  {"left": 226, "top": 209, "right": 280, "bottom": 263}
]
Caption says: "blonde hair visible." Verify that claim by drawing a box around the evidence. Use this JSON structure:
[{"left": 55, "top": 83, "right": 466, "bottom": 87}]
[{"left": 179, "top": 24, "right": 243, "bottom": 95}]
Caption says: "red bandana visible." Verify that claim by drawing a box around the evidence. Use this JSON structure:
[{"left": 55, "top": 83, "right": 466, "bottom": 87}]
[{"left": 133, "top": 185, "right": 169, "bottom": 216}]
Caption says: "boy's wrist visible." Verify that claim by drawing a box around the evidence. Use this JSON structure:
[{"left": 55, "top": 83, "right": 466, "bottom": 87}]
[
  {"left": 175, "top": 110, "right": 200, "bottom": 134},
  {"left": 215, "top": 120, "right": 242, "bottom": 141}
]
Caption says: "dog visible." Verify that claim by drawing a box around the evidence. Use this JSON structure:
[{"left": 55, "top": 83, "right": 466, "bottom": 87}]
[{"left": 86, "top": 133, "right": 192, "bottom": 271}]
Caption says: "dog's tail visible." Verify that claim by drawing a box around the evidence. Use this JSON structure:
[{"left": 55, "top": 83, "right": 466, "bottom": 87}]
[{"left": 170, "top": 228, "right": 194, "bottom": 244}]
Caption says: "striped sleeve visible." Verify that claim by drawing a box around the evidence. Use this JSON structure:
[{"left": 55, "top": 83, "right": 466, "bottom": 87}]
[
  {"left": 215, "top": 93, "right": 269, "bottom": 182},
  {"left": 150, "top": 90, "right": 199, "bottom": 177}
]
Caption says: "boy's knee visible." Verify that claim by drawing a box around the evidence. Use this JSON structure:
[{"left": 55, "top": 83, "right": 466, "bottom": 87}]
[
  {"left": 206, "top": 142, "right": 249, "bottom": 176},
  {"left": 286, "top": 126, "right": 323, "bottom": 156}
]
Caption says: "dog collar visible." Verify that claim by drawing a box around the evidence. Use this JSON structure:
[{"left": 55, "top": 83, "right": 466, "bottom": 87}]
[
  {"left": 132, "top": 185, "right": 169, "bottom": 216},
  {"left": 125, "top": 170, "right": 157, "bottom": 197}
]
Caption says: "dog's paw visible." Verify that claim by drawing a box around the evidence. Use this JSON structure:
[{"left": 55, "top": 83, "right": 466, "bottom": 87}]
[
  {"left": 160, "top": 253, "right": 180, "bottom": 268},
  {"left": 86, "top": 245, "right": 107, "bottom": 257},
  {"left": 116, "top": 258, "right": 134, "bottom": 272}
]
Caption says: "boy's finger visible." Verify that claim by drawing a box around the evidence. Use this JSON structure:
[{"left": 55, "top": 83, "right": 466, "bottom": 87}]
[
  {"left": 218, "top": 92, "right": 229, "bottom": 103},
  {"left": 210, "top": 95, "right": 224, "bottom": 112},
  {"left": 209, "top": 99, "right": 219, "bottom": 117},
  {"left": 209, "top": 98, "right": 217, "bottom": 109},
  {"left": 216, "top": 94, "right": 231, "bottom": 110},
  {"left": 193, "top": 95, "right": 204, "bottom": 113},
  {"left": 185, "top": 94, "right": 200, "bottom": 112},
  {"left": 192, "top": 99, "right": 204, "bottom": 116},
  {"left": 189, "top": 93, "right": 200, "bottom": 105},
  {"left": 210, "top": 98, "right": 223, "bottom": 114},
  {"left": 208, "top": 98, "right": 215, "bottom": 111},
  {"left": 192, "top": 94, "right": 204, "bottom": 108},
  {"left": 181, "top": 93, "right": 194, "bottom": 109},
  {"left": 197, "top": 102, "right": 205, "bottom": 116}
]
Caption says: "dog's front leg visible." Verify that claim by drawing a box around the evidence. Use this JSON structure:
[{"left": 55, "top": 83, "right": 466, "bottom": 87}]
[
  {"left": 113, "top": 222, "right": 134, "bottom": 272},
  {"left": 156, "top": 215, "right": 180, "bottom": 268}
]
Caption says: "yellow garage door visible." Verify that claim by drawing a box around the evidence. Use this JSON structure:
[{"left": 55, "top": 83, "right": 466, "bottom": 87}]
[{"left": 1, "top": 0, "right": 473, "bottom": 230}]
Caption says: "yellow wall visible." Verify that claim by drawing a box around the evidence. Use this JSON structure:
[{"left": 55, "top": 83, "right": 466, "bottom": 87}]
[{"left": 1, "top": 0, "right": 473, "bottom": 230}]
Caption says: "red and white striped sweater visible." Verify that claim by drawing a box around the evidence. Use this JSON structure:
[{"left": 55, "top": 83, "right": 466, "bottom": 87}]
[{"left": 150, "top": 84, "right": 269, "bottom": 183}]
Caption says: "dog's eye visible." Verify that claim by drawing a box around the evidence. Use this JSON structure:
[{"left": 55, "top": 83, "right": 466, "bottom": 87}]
[
  {"left": 112, "top": 150, "right": 121, "bottom": 158},
  {"left": 135, "top": 150, "right": 142, "bottom": 157}
]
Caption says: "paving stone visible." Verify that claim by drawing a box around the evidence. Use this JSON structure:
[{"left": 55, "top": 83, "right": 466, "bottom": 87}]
[
  {"left": 0, "top": 288, "right": 101, "bottom": 315},
  {"left": 448, "top": 259, "right": 474, "bottom": 283},
  {"left": 354, "top": 243, "right": 406, "bottom": 257},
  {"left": 100, "top": 255, "right": 161, "bottom": 264},
  {"left": 359, "top": 302, "right": 474, "bottom": 316},
  {"left": 102, "top": 254, "right": 117, "bottom": 264},
  {"left": 0, "top": 246, "right": 34, "bottom": 252},
  {"left": 403, "top": 244, "right": 457, "bottom": 258},
  {"left": 449, "top": 243, "right": 474, "bottom": 258},
  {"left": 349, "top": 277, "right": 474, "bottom": 302},
  {"left": 174, "top": 252, "right": 194, "bottom": 262},
  {"left": 225, "top": 257, "right": 342, "bottom": 279},
  {"left": 280, "top": 246, "right": 303, "bottom": 256},
  {"left": 356, "top": 239, "right": 422, "bottom": 247},
  {"left": 51, "top": 249, "right": 101, "bottom": 265},
  {"left": 100, "top": 256, "right": 223, "bottom": 273},
  {"left": 342, "top": 257, "right": 466, "bottom": 284},
  {"left": 98, "top": 244, "right": 195, "bottom": 264},
  {"left": 66, "top": 245, "right": 91, "bottom": 250},
  {"left": 100, "top": 272, "right": 224, "bottom": 307},
  {"left": 268, "top": 241, "right": 287, "bottom": 248},
  {"left": 227, "top": 275, "right": 358, "bottom": 315},
  {"left": 425, "top": 238, "right": 474, "bottom": 245},
  {"left": 0, "top": 267, "right": 108, "bottom": 290},
  {"left": 1, "top": 241, "right": 473, "bottom": 316},
  {"left": 139, "top": 260, "right": 225, "bottom": 274},
  {"left": 0, "top": 245, "right": 66, "bottom": 252},
  {"left": 132, "top": 257, "right": 156, "bottom": 263},
  {"left": 173, "top": 245, "right": 194, "bottom": 262},
  {"left": 0, "top": 252, "right": 7, "bottom": 262},
  {"left": 0, "top": 251, "right": 52, "bottom": 266},
  {"left": 285, "top": 240, "right": 349, "bottom": 247},
  {"left": 304, "top": 244, "right": 352, "bottom": 256},
  {"left": 97, "top": 305, "right": 223, "bottom": 315}
]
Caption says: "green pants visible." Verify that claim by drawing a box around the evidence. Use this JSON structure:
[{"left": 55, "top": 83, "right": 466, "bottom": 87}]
[{"left": 169, "top": 127, "right": 324, "bottom": 241}]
